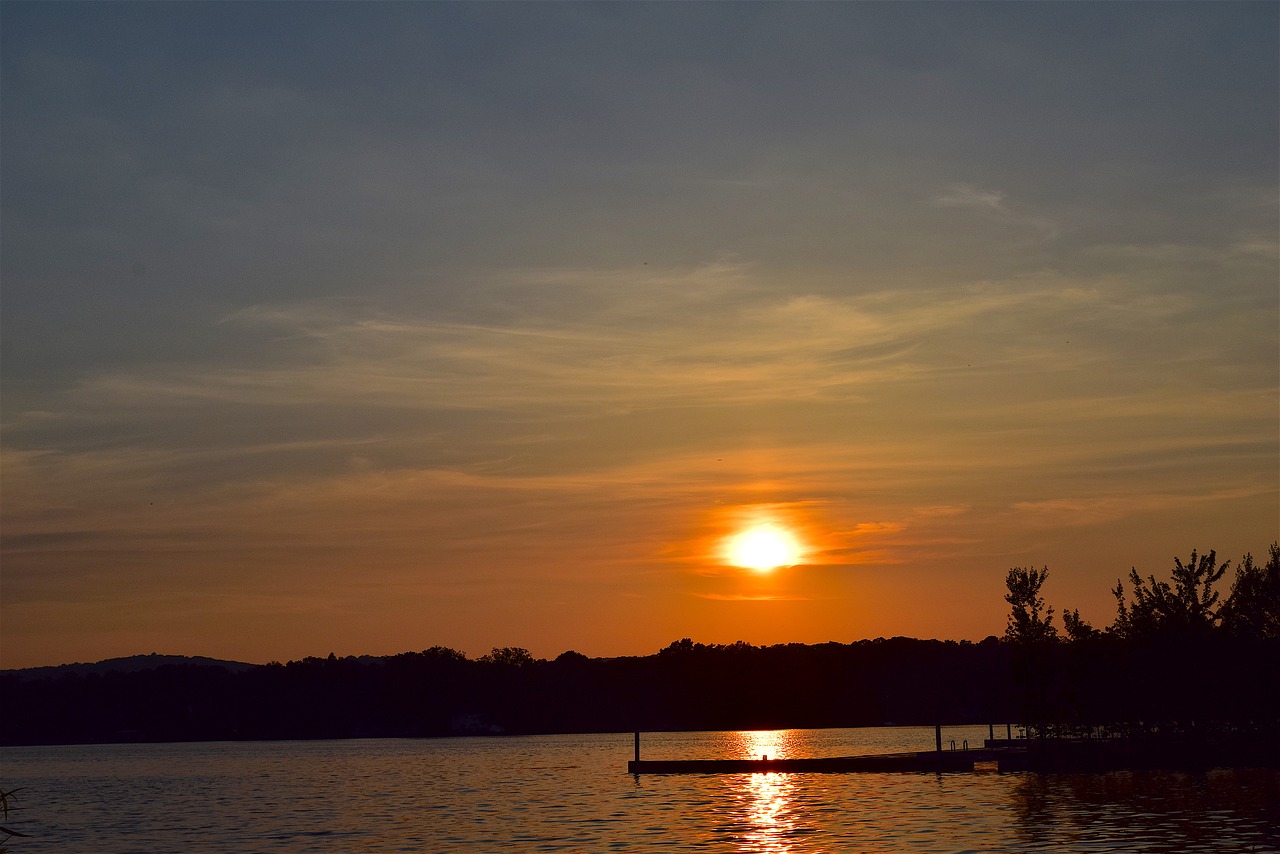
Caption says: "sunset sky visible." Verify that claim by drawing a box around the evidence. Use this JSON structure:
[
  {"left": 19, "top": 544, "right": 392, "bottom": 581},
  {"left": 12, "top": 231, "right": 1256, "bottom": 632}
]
[{"left": 2, "top": 3, "right": 1276, "bottom": 669}]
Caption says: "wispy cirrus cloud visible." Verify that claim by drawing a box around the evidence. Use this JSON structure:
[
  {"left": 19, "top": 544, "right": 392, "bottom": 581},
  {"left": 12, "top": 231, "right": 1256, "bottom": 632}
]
[
  {"left": 3, "top": 177, "right": 1275, "bottom": 664},
  {"left": 6, "top": 258, "right": 1272, "bottom": 519},
  {"left": 692, "top": 593, "right": 814, "bottom": 602},
  {"left": 932, "top": 183, "right": 1059, "bottom": 239},
  {"left": 932, "top": 183, "right": 1009, "bottom": 214},
  {"left": 1011, "top": 485, "right": 1272, "bottom": 528},
  {"left": 36, "top": 265, "right": 1194, "bottom": 423}
]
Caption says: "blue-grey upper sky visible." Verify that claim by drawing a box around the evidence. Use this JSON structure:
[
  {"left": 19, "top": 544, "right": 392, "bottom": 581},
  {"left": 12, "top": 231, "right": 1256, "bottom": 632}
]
[{"left": 2, "top": 2, "right": 1276, "bottom": 668}]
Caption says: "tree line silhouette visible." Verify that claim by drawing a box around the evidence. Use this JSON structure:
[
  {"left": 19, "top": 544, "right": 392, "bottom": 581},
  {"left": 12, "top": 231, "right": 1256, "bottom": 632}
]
[
  {"left": 2, "top": 544, "right": 1275, "bottom": 747},
  {"left": 0, "top": 638, "right": 1015, "bottom": 744},
  {"left": 1002, "top": 544, "right": 1279, "bottom": 756}
]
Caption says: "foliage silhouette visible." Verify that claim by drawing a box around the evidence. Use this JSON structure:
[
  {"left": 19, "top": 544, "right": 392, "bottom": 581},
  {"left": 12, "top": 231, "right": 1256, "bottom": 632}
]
[
  {"left": 1004, "top": 566, "right": 1057, "bottom": 644},
  {"left": 1061, "top": 609, "right": 1098, "bottom": 642},
  {"left": 1003, "top": 566, "right": 1060, "bottom": 737},
  {"left": 1023, "top": 543, "right": 1279, "bottom": 755},
  {"left": 0, "top": 787, "right": 29, "bottom": 852},
  {"left": 1219, "top": 544, "right": 1280, "bottom": 640},
  {"left": 1112, "top": 549, "right": 1227, "bottom": 638}
]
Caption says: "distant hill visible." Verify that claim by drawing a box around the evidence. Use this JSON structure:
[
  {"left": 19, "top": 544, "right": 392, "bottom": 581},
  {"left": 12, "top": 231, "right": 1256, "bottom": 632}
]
[{"left": 4, "top": 652, "right": 259, "bottom": 681}]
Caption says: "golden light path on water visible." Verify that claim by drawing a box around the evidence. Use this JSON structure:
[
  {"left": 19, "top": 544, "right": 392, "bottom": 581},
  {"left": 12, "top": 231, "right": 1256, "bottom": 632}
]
[{"left": 735, "top": 730, "right": 800, "bottom": 853}]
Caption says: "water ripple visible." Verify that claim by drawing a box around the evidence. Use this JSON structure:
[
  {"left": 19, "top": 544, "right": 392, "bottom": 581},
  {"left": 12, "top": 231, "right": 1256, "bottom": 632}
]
[{"left": 4, "top": 729, "right": 1279, "bottom": 852}]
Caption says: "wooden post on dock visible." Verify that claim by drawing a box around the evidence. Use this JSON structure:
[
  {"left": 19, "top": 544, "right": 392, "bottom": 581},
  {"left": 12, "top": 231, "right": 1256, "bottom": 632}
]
[
  {"left": 634, "top": 731, "right": 641, "bottom": 763},
  {"left": 1006, "top": 723, "right": 1012, "bottom": 741},
  {"left": 989, "top": 723, "right": 994, "bottom": 742},
  {"left": 935, "top": 724, "right": 942, "bottom": 755}
]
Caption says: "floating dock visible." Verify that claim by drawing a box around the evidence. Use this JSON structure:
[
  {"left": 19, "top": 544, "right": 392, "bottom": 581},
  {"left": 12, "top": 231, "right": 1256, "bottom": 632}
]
[
  {"left": 628, "top": 747, "right": 1019, "bottom": 774},
  {"left": 628, "top": 726, "right": 1033, "bottom": 774},
  {"left": 626, "top": 732, "right": 1270, "bottom": 774}
]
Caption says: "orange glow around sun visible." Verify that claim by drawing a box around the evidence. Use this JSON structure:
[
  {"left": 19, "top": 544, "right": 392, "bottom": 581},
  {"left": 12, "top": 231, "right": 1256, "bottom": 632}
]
[{"left": 725, "top": 524, "right": 803, "bottom": 573}]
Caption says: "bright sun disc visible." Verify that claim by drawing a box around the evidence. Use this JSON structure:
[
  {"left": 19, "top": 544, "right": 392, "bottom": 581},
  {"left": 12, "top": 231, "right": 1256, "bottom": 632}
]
[{"left": 727, "top": 525, "right": 801, "bottom": 572}]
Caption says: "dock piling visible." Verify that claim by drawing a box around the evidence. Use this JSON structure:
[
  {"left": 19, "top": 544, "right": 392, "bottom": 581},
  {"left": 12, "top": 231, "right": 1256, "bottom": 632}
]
[{"left": 634, "top": 731, "right": 640, "bottom": 762}]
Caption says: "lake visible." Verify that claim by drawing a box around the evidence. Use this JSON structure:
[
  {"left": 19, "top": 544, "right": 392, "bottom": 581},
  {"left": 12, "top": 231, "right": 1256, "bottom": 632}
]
[{"left": 3, "top": 727, "right": 1277, "bottom": 852}]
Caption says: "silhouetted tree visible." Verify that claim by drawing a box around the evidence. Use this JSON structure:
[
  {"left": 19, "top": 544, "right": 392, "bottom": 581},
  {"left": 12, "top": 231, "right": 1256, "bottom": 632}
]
[
  {"left": 420, "top": 645, "right": 467, "bottom": 662},
  {"left": 1219, "top": 543, "right": 1280, "bottom": 640},
  {"left": 1004, "top": 566, "right": 1059, "bottom": 735},
  {"left": 1062, "top": 608, "right": 1099, "bottom": 642},
  {"left": 658, "top": 638, "right": 697, "bottom": 658},
  {"left": 1112, "top": 549, "right": 1227, "bottom": 638},
  {"left": 1110, "top": 578, "right": 1132, "bottom": 637},
  {"left": 480, "top": 647, "right": 536, "bottom": 667},
  {"left": 1004, "top": 566, "right": 1057, "bottom": 644},
  {"left": 1104, "top": 548, "right": 1265, "bottom": 736}
]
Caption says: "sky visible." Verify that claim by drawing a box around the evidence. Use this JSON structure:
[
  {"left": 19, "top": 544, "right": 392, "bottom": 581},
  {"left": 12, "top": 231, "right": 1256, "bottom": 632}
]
[{"left": 2, "top": 3, "right": 1276, "bottom": 669}]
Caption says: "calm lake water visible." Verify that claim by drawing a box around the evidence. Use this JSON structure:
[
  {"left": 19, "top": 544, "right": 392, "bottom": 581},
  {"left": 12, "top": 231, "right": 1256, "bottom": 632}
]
[{"left": 3, "top": 727, "right": 1278, "bottom": 852}]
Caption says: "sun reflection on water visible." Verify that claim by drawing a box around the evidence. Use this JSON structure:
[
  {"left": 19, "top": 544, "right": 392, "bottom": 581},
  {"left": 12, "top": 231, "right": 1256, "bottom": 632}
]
[
  {"left": 733, "top": 730, "right": 799, "bottom": 853},
  {"left": 740, "top": 729, "right": 788, "bottom": 761}
]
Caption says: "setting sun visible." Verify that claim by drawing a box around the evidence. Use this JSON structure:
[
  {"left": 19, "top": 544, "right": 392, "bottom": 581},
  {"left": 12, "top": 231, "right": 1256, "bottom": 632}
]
[{"left": 726, "top": 525, "right": 802, "bottom": 572}]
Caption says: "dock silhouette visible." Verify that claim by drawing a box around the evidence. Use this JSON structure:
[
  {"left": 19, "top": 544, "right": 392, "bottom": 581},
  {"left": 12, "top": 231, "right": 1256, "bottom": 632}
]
[
  {"left": 628, "top": 748, "right": 1017, "bottom": 774},
  {"left": 628, "top": 727, "right": 1028, "bottom": 774}
]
